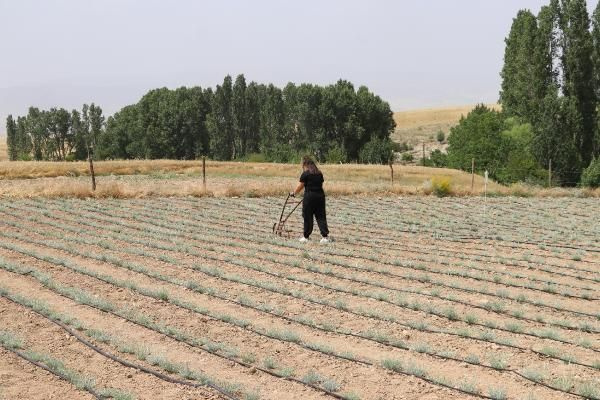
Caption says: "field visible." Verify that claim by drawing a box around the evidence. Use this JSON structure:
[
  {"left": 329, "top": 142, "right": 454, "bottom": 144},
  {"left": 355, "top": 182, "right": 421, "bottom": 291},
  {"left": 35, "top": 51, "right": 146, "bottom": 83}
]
[{"left": 0, "top": 195, "right": 598, "bottom": 400}]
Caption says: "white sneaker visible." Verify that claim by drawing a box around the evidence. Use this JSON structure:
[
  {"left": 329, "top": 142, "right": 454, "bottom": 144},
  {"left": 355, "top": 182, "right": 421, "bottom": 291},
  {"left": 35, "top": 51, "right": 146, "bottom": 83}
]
[
  {"left": 320, "top": 237, "right": 330, "bottom": 244},
  {"left": 299, "top": 237, "right": 309, "bottom": 243}
]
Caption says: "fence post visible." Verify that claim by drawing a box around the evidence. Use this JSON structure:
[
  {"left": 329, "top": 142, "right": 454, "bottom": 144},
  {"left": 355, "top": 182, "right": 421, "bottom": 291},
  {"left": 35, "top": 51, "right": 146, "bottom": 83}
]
[
  {"left": 389, "top": 160, "right": 394, "bottom": 186},
  {"left": 471, "top": 158, "right": 475, "bottom": 192},
  {"left": 202, "top": 156, "right": 206, "bottom": 190},
  {"left": 88, "top": 150, "right": 96, "bottom": 191},
  {"left": 484, "top": 170, "right": 488, "bottom": 218},
  {"left": 548, "top": 158, "right": 552, "bottom": 188},
  {"left": 422, "top": 143, "right": 425, "bottom": 163}
]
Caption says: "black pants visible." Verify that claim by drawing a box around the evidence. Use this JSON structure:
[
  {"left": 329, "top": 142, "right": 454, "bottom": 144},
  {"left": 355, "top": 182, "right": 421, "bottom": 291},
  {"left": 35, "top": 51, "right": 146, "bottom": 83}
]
[{"left": 303, "top": 192, "right": 329, "bottom": 239}]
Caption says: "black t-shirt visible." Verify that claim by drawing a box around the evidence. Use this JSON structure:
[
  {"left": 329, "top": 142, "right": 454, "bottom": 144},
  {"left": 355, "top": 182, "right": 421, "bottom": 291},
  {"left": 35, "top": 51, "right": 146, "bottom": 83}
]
[{"left": 300, "top": 171, "right": 325, "bottom": 194}]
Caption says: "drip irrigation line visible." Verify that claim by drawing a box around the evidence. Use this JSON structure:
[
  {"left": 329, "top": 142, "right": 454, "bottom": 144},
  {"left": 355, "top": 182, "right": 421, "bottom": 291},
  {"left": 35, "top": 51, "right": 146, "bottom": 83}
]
[
  {"left": 15, "top": 208, "right": 599, "bottom": 324},
  {"left": 232, "top": 195, "right": 600, "bottom": 257},
  {"left": 3, "top": 240, "right": 595, "bottom": 399},
  {"left": 0, "top": 293, "right": 237, "bottom": 400},
  {"left": 6, "top": 214, "right": 599, "bottom": 377},
  {"left": 4, "top": 206, "right": 598, "bottom": 356},
  {"left": 2, "top": 202, "right": 596, "bottom": 393},
  {"left": 4, "top": 205, "right": 597, "bottom": 367},
  {"left": 114, "top": 199, "right": 599, "bottom": 299},
  {"left": 0, "top": 263, "right": 483, "bottom": 400},
  {"left": 148, "top": 197, "right": 600, "bottom": 286},
  {"left": 0, "top": 345, "right": 104, "bottom": 400},
  {"left": 0, "top": 272, "right": 347, "bottom": 400},
  {"left": 42, "top": 199, "right": 598, "bottom": 308},
  {"left": 335, "top": 197, "right": 600, "bottom": 254},
  {"left": 34, "top": 197, "right": 600, "bottom": 287},
  {"left": 5, "top": 213, "right": 599, "bottom": 348}
]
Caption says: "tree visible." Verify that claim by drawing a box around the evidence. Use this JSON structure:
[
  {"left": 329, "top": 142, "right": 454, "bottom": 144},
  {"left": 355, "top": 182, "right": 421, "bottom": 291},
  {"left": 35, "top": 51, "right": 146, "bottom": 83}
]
[
  {"left": 232, "top": 74, "right": 248, "bottom": 158},
  {"left": 88, "top": 103, "right": 105, "bottom": 154},
  {"left": 245, "top": 82, "right": 261, "bottom": 154},
  {"left": 27, "top": 107, "right": 47, "bottom": 161},
  {"left": 207, "top": 75, "right": 234, "bottom": 160},
  {"left": 98, "top": 105, "right": 141, "bottom": 159},
  {"left": 497, "top": 119, "right": 546, "bottom": 184},
  {"left": 559, "top": 0, "right": 596, "bottom": 168},
  {"left": 358, "top": 137, "right": 394, "bottom": 164},
  {"left": 47, "top": 108, "right": 72, "bottom": 160},
  {"left": 446, "top": 105, "right": 511, "bottom": 178},
  {"left": 16, "top": 116, "right": 31, "bottom": 160},
  {"left": 71, "top": 110, "right": 87, "bottom": 160},
  {"left": 581, "top": 156, "right": 600, "bottom": 186},
  {"left": 259, "top": 84, "right": 286, "bottom": 160},
  {"left": 6, "top": 115, "right": 17, "bottom": 161},
  {"left": 7, "top": 75, "right": 396, "bottom": 164},
  {"left": 532, "top": 88, "right": 582, "bottom": 184},
  {"left": 500, "top": 10, "right": 542, "bottom": 121},
  {"left": 591, "top": 0, "right": 600, "bottom": 155}
]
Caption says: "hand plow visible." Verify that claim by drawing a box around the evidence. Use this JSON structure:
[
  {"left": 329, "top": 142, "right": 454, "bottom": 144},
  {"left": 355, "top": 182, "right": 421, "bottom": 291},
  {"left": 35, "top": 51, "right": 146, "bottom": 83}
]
[{"left": 273, "top": 193, "right": 303, "bottom": 238}]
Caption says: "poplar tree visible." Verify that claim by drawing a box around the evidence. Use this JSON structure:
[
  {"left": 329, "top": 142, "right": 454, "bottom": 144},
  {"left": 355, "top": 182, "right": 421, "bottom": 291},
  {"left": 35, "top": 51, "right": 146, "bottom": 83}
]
[
  {"left": 207, "top": 75, "right": 234, "bottom": 160},
  {"left": 559, "top": 0, "right": 596, "bottom": 167},
  {"left": 500, "top": 10, "right": 541, "bottom": 121},
  {"left": 232, "top": 74, "right": 248, "bottom": 157},
  {"left": 591, "top": 0, "right": 600, "bottom": 154},
  {"left": 16, "top": 116, "right": 30, "bottom": 159},
  {"left": 6, "top": 115, "right": 17, "bottom": 161}
]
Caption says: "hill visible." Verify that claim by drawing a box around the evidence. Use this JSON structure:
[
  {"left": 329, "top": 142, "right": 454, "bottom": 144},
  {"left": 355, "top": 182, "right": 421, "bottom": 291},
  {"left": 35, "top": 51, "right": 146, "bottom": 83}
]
[{"left": 392, "top": 104, "right": 501, "bottom": 146}]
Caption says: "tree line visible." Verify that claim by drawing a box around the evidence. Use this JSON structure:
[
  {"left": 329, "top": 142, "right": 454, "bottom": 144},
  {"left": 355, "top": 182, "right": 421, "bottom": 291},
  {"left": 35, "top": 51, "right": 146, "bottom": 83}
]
[
  {"left": 499, "top": 0, "right": 600, "bottom": 185},
  {"left": 6, "top": 75, "right": 396, "bottom": 164},
  {"left": 6, "top": 104, "right": 104, "bottom": 161},
  {"left": 429, "top": 0, "right": 600, "bottom": 187}
]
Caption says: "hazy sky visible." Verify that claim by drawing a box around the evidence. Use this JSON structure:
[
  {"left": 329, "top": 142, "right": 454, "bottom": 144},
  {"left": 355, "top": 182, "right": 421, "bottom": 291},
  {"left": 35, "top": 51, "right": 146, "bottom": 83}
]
[{"left": 1, "top": 0, "right": 597, "bottom": 131}]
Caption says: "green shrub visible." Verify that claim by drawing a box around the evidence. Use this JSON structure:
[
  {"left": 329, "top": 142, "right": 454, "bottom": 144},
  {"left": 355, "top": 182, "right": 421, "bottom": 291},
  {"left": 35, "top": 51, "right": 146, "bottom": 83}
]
[
  {"left": 392, "top": 141, "right": 411, "bottom": 152},
  {"left": 429, "top": 149, "right": 448, "bottom": 167},
  {"left": 401, "top": 152, "right": 414, "bottom": 162},
  {"left": 437, "top": 131, "right": 445, "bottom": 143},
  {"left": 17, "top": 153, "right": 33, "bottom": 161},
  {"left": 359, "top": 137, "right": 394, "bottom": 164},
  {"left": 326, "top": 144, "right": 347, "bottom": 164},
  {"left": 581, "top": 157, "right": 600, "bottom": 188},
  {"left": 266, "top": 145, "right": 304, "bottom": 163},
  {"left": 244, "top": 153, "right": 268, "bottom": 163}
]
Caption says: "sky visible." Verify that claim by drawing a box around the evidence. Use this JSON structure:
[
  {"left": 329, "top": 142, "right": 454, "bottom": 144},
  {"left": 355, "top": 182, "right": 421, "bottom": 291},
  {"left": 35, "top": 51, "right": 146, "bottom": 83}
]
[{"left": 0, "top": 0, "right": 597, "bottom": 132}]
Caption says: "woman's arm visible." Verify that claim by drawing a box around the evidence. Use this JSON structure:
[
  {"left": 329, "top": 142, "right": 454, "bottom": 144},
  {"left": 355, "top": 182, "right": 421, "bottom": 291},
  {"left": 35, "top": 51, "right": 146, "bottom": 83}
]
[{"left": 290, "top": 182, "right": 305, "bottom": 197}]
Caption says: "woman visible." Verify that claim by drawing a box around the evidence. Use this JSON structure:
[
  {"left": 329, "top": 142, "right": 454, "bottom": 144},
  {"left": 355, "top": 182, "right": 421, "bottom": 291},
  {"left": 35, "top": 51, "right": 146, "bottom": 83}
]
[{"left": 290, "top": 156, "right": 330, "bottom": 243}]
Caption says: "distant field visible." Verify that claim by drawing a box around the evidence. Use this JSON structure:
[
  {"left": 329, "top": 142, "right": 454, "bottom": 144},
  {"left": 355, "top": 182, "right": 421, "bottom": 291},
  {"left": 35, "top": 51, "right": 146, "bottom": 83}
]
[
  {"left": 392, "top": 104, "right": 501, "bottom": 147},
  {"left": 0, "top": 136, "right": 7, "bottom": 161}
]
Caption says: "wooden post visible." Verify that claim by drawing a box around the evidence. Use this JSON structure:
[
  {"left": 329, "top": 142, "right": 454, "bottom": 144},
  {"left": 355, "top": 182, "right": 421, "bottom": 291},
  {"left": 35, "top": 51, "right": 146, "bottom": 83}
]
[
  {"left": 422, "top": 143, "right": 426, "bottom": 163},
  {"left": 471, "top": 158, "right": 475, "bottom": 192},
  {"left": 85, "top": 140, "right": 96, "bottom": 191},
  {"left": 548, "top": 158, "right": 552, "bottom": 188},
  {"left": 202, "top": 156, "right": 206, "bottom": 190},
  {"left": 88, "top": 156, "right": 96, "bottom": 191},
  {"left": 389, "top": 160, "right": 394, "bottom": 186}
]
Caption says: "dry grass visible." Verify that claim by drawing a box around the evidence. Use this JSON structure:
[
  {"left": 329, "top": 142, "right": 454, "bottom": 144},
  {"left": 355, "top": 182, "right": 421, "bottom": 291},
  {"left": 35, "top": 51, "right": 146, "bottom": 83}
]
[
  {"left": 0, "top": 159, "right": 501, "bottom": 198},
  {"left": 0, "top": 159, "right": 494, "bottom": 184},
  {"left": 0, "top": 137, "right": 7, "bottom": 162},
  {"left": 0, "top": 158, "right": 595, "bottom": 198},
  {"left": 392, "top": 104, "right": 501, "bottom": 146}
]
